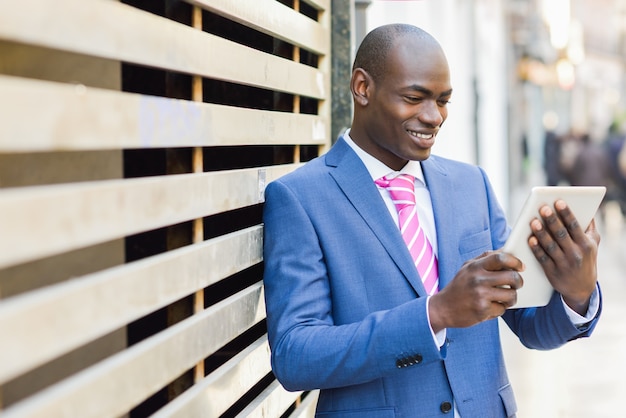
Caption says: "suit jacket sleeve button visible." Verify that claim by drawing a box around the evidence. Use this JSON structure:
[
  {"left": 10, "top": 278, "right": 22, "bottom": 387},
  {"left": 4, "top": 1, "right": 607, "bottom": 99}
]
[{"left": 440, "top": 401, "right": 453, "bottom": 413}]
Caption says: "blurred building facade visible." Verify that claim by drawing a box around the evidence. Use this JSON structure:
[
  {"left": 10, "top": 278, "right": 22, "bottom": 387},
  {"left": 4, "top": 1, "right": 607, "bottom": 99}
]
[{"left": 511, "top": 0, "right": 626, "bottom": 191}]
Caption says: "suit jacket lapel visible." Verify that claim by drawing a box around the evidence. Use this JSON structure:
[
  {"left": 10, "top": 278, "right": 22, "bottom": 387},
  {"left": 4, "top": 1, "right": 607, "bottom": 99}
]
[
  {"left": 326, "top": 139, "right": 426, "bottom": 296},
  {"left": 422, "top": 157, "right": 456, "bottom": 289}
]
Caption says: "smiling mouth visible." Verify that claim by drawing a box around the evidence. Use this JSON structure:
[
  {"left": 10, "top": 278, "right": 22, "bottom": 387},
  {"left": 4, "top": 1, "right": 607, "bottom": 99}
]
[{"left": 407, "top": 130, "right": 435, "bottom": 140}]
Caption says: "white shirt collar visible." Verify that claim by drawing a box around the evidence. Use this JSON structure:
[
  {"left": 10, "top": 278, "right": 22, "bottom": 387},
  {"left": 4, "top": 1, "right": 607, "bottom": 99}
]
[{"left": 343, "top": 130, "right": 427, "bottom": 186}]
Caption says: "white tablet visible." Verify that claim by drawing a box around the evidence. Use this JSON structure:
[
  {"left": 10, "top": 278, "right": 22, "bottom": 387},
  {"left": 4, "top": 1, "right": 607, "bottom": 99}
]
[{"left": 503, "top": 186, "right": 606, "bottom": 308}]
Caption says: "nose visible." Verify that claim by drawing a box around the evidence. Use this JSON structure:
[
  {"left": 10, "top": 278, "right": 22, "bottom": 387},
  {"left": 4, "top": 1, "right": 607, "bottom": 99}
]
[{"left": 418, "top": 100, "right": 445, "bottom": 128}]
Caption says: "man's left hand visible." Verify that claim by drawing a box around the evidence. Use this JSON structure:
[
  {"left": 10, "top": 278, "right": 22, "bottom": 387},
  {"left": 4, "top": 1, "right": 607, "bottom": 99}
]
[{"left": 528, "top": 199, "right": 600, "bottom": 315}]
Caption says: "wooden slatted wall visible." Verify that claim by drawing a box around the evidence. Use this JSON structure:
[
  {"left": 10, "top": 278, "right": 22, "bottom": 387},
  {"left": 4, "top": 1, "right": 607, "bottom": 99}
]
[{"left": 0, "top": 0, "right": 330, "bottom": 416}]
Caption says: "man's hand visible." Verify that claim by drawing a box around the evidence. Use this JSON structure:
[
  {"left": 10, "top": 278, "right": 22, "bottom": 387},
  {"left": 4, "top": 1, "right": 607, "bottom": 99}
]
[
  {"left": 528, "top": 199, "right": 600, "bottom": 315},
  {"left": 428, "top": 252, "right": 524, "bottom": 332}
]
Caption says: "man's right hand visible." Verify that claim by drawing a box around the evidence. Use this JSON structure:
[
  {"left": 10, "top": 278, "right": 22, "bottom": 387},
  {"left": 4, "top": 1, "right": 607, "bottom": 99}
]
[{"left": 428, "top": 251, "right": 524, "bottom": 332}]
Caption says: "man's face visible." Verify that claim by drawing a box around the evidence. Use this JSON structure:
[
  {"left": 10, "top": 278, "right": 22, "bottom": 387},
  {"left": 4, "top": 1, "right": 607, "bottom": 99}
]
[{"left": 357, "top": 36, "right": 452, "bottom": 170}]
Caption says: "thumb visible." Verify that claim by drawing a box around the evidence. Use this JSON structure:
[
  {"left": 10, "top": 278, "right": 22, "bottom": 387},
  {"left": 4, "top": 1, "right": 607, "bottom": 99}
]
[{"left": 585, "top": 218, "right": 601, "bottom": 245}]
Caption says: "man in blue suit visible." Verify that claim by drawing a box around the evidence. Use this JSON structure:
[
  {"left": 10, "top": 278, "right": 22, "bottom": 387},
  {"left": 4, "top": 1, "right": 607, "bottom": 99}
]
[{"left": 262, "top": 24, "right": 601, "bottom": 417}]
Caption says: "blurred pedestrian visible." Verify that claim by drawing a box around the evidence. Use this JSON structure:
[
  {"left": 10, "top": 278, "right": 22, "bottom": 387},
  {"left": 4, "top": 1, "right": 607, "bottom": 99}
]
[
  {"left": 605, "top": 122, "right": 626, "bottom": 214},
  {"left": 568, "top": 133, "right": 612, "bottom": 188},
  {"left": 543, "top": 129, "right": 563, "bottom": 186}
]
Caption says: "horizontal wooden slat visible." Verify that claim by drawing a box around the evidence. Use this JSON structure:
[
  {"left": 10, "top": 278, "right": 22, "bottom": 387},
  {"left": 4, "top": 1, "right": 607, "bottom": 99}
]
[
  {"left": 302, "top": 0, "right": 330, "bottom": 11},
  {"left": 289, "top": 391, "right": 319, "bottom": 418},
  {"left": 0, "top": 0, "right": 326, "bottom": 99},
  {"left": 152, "top": 336, "right": 273, "bottom": 418},
  {"left": 1, "top": 283, "right": 265, "bottom": 418},
  {"left": 0, "top": 164, "right": 296, "bottom": 269},
  {"left": 0, "top": 75, "right": 328, "bottom": 152},
  {"left": 236, "top": 379, "right": 303, "bottom": 418},
  {"left": 0, "top": 226, "right": 262, "bottom": 385},
  {"left": 189, "top": 0, "right": 329, "bottom": 55}
]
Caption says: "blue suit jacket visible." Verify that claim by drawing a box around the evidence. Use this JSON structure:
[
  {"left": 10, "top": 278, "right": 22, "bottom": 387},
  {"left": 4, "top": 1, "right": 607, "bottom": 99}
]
[{"left": 263, "top": 138, "right": 600, "bottom": 418}]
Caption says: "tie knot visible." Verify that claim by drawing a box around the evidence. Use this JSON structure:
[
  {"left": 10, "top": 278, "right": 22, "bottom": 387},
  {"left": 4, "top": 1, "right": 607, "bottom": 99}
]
[{"left": 375, "top": 174, "right": 416, "bottom": 210}]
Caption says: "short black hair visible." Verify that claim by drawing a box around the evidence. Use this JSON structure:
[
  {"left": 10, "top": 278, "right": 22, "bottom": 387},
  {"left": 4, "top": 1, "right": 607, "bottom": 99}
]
[{"left": 352, "top": 24, "right": 432, "bottom": 82}]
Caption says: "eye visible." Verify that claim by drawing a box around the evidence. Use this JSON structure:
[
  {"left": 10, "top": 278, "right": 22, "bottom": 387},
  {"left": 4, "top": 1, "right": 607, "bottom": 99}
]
[
  {"left": 437, "top": 99, "right": 451, "bottom": 106},
  {"left": 404, "top": 96, "right": 423, "bottom": 103}
]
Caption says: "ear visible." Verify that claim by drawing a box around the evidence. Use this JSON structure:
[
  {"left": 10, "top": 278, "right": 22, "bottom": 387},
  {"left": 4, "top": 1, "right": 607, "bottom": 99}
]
[{"left": 351, "top": 68, "right": 372, "bottom": 107}]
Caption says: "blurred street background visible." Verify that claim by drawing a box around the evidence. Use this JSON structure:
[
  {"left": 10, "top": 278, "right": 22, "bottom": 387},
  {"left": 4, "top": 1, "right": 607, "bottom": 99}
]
[{"left": 356, "top": 1, "right": 626, "bottom": 416}]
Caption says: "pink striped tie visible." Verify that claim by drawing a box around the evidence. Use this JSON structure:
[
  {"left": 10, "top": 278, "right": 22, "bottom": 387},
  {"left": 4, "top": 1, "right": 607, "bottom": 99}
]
[{"left": 375, "top": 174, "right": 439, "bottom": 295}]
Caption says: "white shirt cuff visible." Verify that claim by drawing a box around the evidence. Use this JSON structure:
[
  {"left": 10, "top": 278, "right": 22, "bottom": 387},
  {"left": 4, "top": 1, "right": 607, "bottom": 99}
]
[
  {"left": 561, "top": 284, "right": 600, "bottom": 325},
  {"left": 426, "top": 296, "right": 447, "bottom": 348}
]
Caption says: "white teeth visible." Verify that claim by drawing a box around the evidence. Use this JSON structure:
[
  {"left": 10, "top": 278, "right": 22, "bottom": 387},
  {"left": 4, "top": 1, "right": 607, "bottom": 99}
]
[{"left": 408, "top": 130, "right": 433, "bottom": 139}]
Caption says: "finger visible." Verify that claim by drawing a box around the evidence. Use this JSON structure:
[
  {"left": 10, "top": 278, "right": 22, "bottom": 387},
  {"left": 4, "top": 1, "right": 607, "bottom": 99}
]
[
  {"left": 531, "top": 208, "right": 572, "bottom": 270},
  {"left": 487, "top": 269, "right": 524, "bottom": 292},
  {"left": 481, "top": 251, "right": 525, "bottom": 272},
  {"left": 529, "top": 235, "right": 555, "bottom": 270},
  {"left": 492, "top": 286, "right": 518, "bottom": 309},
  {"left": 488, "top": 302, "right": 507, "bottom": 319},
  {"left": 538, "top": 203, "right": 573, "bottom": 250},
  {"left": 500, "top": 270, "right": 524, "bottom": 290},
  {"left": 585, "top": 218, "right": 601, "bottom": 245},
  {"left": 552, "top": 200, "right": 587, "bottom": 244},
  {"left": 529, "top": 216, "right": 560, "bottom": 257}
]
